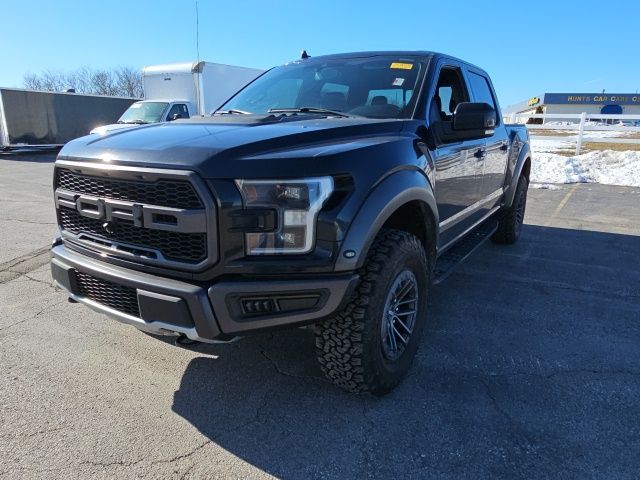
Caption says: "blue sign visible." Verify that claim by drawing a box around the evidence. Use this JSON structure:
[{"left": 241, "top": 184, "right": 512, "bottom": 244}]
[{"left": 543, "top": 93, "right": 640, "bottom": 105}]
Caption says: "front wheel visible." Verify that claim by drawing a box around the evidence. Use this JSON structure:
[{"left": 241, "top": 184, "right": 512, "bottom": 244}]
[{"left": 315, "top": 229, "right": 430, "bottom": 396}]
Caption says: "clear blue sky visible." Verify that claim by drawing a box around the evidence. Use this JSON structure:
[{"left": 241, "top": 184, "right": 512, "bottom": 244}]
[{"left": 2, "top": 0, "right": 639, "bottom": 106}]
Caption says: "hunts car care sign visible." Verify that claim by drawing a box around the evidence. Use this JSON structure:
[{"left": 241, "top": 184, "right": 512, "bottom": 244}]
[{"left": 543, "top": 93, "right": 640, "bottom": 105}]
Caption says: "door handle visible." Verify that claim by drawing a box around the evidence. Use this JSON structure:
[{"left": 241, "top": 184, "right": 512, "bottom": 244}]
[{"left": 473, "top": 149, "right": 485, "bottom": 160}]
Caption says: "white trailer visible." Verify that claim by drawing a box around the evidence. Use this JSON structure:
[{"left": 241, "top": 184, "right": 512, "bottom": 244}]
[{"left": 91, "top": 61, "right": 264, "bottom": 135}]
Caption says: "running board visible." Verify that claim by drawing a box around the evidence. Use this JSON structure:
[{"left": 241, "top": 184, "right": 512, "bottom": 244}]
[{"left": 433, "top": 219, "right": 498, "bottom": 285}]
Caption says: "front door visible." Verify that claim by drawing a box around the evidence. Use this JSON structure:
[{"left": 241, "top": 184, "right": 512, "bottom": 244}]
[{"left": 428, "top": 65, "right": 485, "bottom": 250}]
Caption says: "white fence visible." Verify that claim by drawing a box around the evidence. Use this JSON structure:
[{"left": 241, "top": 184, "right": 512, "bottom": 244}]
[{"left": 503, "top": 112, "right": 640, "bottom": 155}]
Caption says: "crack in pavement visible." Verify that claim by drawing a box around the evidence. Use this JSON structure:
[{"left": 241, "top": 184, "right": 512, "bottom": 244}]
[
  {"left": 479, "top": 377, "right": 537, "bottom": 453},
  {"left": 23, "top": 273, "right": 56, "bottom": 289},
  {"left": 77, "top": 390, "right": 272, "bottom": 472},
  {"left": 0, "top": 246, "right": 51, "bottom": 285},
  {"left": 260, "top": 350, "right": 329, "bottom": 383},
  {"left": 0, "top": 299, "right": 66, "bottom": 335},
  {"left": 0, "top": 425, "right": 67, "bottom": 441},
  {"left": 80, "top": 439, "right": 214, "bottom": 469},
  {"left": 0, "top": 218, "right": 56, "bottom": 226},
  {"left": 0, "top": 246, "right": 50, "bottom": 272}
]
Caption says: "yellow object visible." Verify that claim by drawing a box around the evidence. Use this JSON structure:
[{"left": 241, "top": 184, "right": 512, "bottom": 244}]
[{"left": 390, "top": 62, "right": 413, "bottom": 70}]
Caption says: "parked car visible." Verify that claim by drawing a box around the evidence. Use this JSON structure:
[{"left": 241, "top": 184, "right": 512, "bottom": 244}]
[{"left": 51, "top": 51, "right": 531, "bottom": 395}]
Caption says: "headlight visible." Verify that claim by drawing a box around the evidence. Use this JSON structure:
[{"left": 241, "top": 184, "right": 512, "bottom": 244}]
[{"left": 235, "top": 177, "right": 334, "bottom": 255}]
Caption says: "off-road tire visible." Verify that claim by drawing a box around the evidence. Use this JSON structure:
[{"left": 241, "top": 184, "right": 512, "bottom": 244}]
[
  {"left": 492, "top": 175, "right": 529, "bottom": 244},
  {"left": 315, "top": 229, "right": 430, "bottom": 396}
]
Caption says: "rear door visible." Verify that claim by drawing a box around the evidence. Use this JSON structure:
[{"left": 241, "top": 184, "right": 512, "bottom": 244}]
[
  {"left": 427, "top": 63, "right": 486, "bottom": 249},
  {"left": 465, "top": 68, "right": 509, "bottom": 210}
]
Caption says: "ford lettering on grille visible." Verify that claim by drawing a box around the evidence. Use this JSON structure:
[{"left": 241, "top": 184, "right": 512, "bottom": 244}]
[{"left": 55, "top": 190, "right": 206, "bottom": 234}]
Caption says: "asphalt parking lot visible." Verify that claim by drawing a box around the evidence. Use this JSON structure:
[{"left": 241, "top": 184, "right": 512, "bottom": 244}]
[{"left": 1, "top": 153, "right": 639, "bottom": 479}]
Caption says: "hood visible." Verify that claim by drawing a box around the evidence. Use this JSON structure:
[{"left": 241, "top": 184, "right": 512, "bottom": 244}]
[
  {"left": 60, "top": 115, "right": 414, "bottom": 179},
  {"left": 89, "top": 123, "right": 143, "bottom": 135}
]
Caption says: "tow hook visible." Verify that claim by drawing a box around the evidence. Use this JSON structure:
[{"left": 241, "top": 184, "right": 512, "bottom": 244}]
[
  {"left": 174, "top": 333, "right": 240, "bottom": 347},
  {"left": 174, "top": 335, "right": 201, "bottom": 347}
]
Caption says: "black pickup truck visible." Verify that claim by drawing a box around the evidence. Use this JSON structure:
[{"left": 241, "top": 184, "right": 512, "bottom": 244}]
[{"left": 51, "top": 51, "right": 531, "bottom": 395}]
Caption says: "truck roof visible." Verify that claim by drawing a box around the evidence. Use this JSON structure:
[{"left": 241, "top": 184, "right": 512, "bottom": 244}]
[{"left": 300, "top": 51, "right": 487, "bottom": 74}]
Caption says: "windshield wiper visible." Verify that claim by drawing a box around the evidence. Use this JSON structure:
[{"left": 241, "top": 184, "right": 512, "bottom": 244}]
[
  {"left": 268, "top": 107, "right": 353, "bottom": 118},
  {"left": 214, "top": 109, "right": 252, "bottom": 115}
]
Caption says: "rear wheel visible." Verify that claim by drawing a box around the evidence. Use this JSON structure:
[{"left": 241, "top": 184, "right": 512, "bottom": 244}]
[
  {"left": 492, "top": 174, "right": 529, "bottom": 244},
  {"left": 315, "top": 229, "right": 430, "bottom": 395}
]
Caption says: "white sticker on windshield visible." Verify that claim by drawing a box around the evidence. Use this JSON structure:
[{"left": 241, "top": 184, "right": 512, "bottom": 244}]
[{"left": 392, "top": 78, "right": 405, "bottom": 87}]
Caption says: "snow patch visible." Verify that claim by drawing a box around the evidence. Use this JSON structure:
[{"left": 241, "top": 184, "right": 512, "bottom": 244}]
[
  {"left": 530, "top": 183, "right": 562, "bottom": 190},
  {"left": 531, "top": 150, "right": 640, "bottom": 187},
  {"left": 527, "top": 132, "right": 640, "bottom": 187}
]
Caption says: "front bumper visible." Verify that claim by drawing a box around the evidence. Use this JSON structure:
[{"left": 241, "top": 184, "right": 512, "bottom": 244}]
[{"left": 51, "top": 243, "right": 358, "bottom": 342}]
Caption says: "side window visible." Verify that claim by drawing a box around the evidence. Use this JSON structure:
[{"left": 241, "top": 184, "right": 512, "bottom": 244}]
[
  {"left": 166, "top": 104, "right": 189, "bottom": 121},
  {"left": 430, "top": 67, "right": 469, "bottom": 122},
  {"left": 467, "top": 72, "right": 498, "bottom": 123}
]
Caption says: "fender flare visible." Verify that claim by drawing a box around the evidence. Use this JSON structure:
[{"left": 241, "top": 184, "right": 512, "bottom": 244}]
[
  {"left": 334, "top": 169, "right": 438, "bottom": 272},
  {"left": 504, "top": 143, "right": 531, "bottom": 208}
]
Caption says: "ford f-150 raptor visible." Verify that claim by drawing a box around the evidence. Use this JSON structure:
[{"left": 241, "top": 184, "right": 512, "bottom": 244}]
[{"left": 50, "top": 51, "right": 531, "bottom": 395}]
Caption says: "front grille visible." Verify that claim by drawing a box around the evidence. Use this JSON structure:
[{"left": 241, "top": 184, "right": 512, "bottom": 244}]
[
  {"left": 54, "top": 165, "right": 213, "bottom": 268},
  {"left": 75, "top": 271, "right": 140, "bottom": 317},
  {"left": 59, "top": 208, "right": 207, "bottom": 262},
  {"left": 55, "top": 169, "right": 202, "bottom": 209}
]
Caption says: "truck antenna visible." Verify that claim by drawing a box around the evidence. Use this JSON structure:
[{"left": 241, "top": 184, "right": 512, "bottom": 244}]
[
  {"left": 195, "top": 1, "right": 200, "bottom": 64},
  {"left": 301, "top": 50, "right": 310, "bottom": 59}
]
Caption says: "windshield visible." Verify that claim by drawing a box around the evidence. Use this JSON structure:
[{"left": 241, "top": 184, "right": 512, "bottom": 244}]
[
  {"left": 118, "top": 102, "right": 169, "bottom": 124},
  {"left": 219, "top": 57, "right": 423, "bottom": 119}
]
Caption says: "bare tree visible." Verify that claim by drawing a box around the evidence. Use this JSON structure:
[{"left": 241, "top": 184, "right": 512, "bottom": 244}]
[
  {"left": 91, "top": 69, "right": 117, "bottom": 96},
  {"left": 23, "top": 73, "right": 43, "bottom": 91},
  {"left": 115, "top": 66, "right": 144, "bottom": 98},
  {"left": 22, "top": 66, "right": 142, "bottom": 98},
  {"left": 64, "top": 66, "right": 93, "bottom": 94}
]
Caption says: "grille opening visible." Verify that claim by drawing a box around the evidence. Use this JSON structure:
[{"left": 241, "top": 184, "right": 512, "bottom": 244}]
[
  {"left": 153, "top": 213, "right": 178, "bottom": 225},
  {"left": 74, "top": 270, "right": 140, "bottom": 318},
  {"left": 78, "top": 201, "right": 100, "bottom": 214},
  {"left": 55, "top": 168, "right": 203, "bottom": 209},
  {"left": 59, "top": 207, "right": 206, "bottom": 263},
  {"left": 114, "top": 216, "right": 134, "bottom": 225}
]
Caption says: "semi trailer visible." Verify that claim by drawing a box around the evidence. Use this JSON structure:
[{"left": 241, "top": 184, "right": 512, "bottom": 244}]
[{"left": 0, "top": 88, "right": 135, "bottom": 149}]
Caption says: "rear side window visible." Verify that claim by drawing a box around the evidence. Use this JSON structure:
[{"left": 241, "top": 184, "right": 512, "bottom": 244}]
[{"left": 467, "top": 72, "right": 498, "bottom": 119}]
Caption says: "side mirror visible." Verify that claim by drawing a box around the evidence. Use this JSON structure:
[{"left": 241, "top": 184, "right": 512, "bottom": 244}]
[
  {"left": 452, "top": 102, "right": 496, "bottom": 139},
  {"left": 170, "top": 113, "right": 182, "bottom": 121}
]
